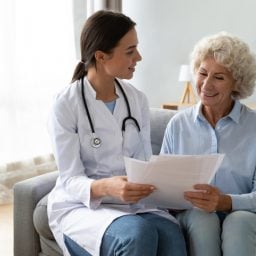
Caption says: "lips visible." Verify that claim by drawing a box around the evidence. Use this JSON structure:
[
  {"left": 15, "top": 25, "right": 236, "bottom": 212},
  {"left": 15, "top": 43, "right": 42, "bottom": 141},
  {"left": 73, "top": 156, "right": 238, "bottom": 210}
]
[{"left": 202, "top": 92, "right": 218, "bottom": 97}]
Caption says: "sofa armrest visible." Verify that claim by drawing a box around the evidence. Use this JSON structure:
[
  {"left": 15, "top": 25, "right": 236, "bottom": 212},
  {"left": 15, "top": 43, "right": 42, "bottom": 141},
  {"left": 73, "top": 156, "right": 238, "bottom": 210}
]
[{"left": 13, "top": 171, "right": 58, "bottom": 256}]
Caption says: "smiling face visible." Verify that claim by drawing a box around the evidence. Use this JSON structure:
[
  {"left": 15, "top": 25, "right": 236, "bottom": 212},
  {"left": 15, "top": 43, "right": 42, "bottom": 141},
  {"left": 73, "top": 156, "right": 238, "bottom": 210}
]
[
  {"left": 101, "top": 28, "right": 142, "bottom": 80},
  {"left": 196, "top": 57, "right": 235, "bottom": 114}
]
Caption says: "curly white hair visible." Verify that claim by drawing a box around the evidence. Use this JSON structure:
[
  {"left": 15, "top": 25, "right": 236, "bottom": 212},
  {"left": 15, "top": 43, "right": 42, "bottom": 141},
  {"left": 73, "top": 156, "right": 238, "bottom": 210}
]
[{"left": 190, "top": 31, "right": 256, "bottom": 99}]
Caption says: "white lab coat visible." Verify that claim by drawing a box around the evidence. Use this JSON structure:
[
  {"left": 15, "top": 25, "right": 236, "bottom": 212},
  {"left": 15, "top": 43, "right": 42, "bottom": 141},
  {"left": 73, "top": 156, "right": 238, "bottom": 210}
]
[{"left": 47, "top": 77, "right": 175, "bottom": 256}]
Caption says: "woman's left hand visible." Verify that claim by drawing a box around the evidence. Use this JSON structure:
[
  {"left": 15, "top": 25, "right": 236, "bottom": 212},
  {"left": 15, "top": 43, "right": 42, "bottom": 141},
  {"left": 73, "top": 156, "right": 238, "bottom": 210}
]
[{"left": 184, "top": 184, "right": 232, "bottom": 213}]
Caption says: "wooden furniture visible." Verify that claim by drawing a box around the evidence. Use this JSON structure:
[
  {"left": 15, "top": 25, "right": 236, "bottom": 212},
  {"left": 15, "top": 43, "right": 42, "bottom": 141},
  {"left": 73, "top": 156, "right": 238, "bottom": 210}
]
[
  {"left": 247, "top": 103, "right": 256, "bottom": 109},
  {"left": 178, "top": 65, "right": 197, "bottom": 104},
  {"left": 162, "top": 102, "right": 195, "bottom": 110},
  {"left": 180, "top": 81, "right": 197, "bottom": 104},
  {"left": 162, "top": 102, "right": 256, "bottom": 110}
]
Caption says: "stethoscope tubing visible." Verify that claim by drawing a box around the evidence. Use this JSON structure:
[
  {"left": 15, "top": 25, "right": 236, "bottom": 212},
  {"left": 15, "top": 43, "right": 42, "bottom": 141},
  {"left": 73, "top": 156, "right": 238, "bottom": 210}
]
[{"left": 80, "top": 77, "right": 141, "bottom": 147}]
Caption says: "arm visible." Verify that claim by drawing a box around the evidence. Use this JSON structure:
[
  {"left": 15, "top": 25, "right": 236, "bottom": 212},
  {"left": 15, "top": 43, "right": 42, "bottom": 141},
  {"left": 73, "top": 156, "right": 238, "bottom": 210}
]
[
  {"left": 160, "top": 120, "right": 174, "bottom": 154},
  {"left": 228, "top": 171, "right": 256, "bottom": 212},
  {"left": 48, "top": 89, "right": 155, "bottom": 207},
  {"left": 48, "top": 94, "right": 98, "bottom": 208}
]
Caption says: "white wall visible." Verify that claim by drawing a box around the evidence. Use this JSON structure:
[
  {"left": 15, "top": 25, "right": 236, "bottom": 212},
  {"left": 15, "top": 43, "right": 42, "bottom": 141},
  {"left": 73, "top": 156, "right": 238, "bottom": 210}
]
[{"left": 122, "top": 0, "right": 256, "bottom": 107}]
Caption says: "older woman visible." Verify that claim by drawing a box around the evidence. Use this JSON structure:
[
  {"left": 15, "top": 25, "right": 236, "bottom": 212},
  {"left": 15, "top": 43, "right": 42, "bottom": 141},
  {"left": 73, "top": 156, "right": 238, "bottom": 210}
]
[{"left": 161, "top": 32, "right": 256, "bottom": 256}]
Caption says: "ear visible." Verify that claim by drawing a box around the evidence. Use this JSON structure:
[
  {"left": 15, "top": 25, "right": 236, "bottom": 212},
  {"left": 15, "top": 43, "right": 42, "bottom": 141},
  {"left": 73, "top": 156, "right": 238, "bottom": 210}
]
[{"left": 94, "top": 50, "right": 108, "bottom": 63}]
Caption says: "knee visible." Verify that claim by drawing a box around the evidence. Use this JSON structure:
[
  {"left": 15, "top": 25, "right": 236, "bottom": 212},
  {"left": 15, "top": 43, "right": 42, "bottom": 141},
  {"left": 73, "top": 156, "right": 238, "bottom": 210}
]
[
  {"left": 122, "top": 218, "right": 158, "bottom": 250},
  {"left": 222, "top": 211, "right": 256, "bottom": 238},
  {"left": 102, "top": 217, "right": 159, "bottom": 255},
  {"left": 130, "top": 218, "right": 158, "bottom": 240},
  {"left": 180, "top": 209, "right": 220, "bottom": 234},
  {"left": 222, "top": 211, "right": 256, "bottom": 256}
]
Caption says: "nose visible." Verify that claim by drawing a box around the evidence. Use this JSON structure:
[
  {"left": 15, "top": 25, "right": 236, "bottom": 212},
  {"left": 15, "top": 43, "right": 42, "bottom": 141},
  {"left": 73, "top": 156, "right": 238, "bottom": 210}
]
[
  {"left": 135, "top": 49, "right": 142, "bottom": 62},
  {"left": 201, "top": 76, "right": 213, "bottom": 90}
]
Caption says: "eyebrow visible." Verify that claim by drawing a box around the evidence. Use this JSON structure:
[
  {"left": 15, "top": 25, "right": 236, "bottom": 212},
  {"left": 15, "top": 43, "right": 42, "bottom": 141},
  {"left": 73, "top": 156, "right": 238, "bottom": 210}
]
[
  {"left": 125, "top": 45, "right": 137, "bottom": 50},
  {"left": 199, "top": 68, "right": 227, "bottom": 75}
]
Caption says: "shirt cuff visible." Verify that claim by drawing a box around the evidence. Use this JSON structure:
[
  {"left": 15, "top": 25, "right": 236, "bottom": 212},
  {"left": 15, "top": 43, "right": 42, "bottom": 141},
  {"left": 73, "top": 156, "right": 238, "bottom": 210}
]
[
  {"left": 229, "top": 194, "right": 249, "bottom": 211},
  {"left": 83, "top": 178, "right": 103, "bottom": 210}
]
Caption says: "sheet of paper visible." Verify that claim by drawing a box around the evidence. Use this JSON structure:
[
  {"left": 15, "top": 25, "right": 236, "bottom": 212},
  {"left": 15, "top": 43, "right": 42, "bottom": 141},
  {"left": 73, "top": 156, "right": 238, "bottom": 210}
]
[{"left": 124, "top": 154, "right": 224, "bottom": 209}]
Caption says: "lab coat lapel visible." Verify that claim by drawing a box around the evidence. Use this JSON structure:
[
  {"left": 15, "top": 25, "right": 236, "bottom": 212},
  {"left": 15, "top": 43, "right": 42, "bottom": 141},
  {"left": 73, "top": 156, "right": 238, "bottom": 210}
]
[{"left": 84, "top": 78, "right": 123, "bottom": 137}]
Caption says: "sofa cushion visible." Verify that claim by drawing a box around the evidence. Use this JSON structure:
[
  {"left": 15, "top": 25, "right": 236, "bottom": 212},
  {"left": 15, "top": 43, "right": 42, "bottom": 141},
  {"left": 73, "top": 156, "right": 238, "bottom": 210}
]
[
  {"left": 33, "top": 194, "right": 55, "bottom": 240},
  {"left": 150, "top": 108, "right": 177, "bottom": 155}
]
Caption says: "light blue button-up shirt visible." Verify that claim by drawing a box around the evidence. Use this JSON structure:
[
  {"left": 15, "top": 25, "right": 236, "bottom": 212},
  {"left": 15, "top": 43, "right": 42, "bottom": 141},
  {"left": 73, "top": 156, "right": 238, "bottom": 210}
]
[{"left": 161, "top": 100, "right": 256, "bottom": 212}]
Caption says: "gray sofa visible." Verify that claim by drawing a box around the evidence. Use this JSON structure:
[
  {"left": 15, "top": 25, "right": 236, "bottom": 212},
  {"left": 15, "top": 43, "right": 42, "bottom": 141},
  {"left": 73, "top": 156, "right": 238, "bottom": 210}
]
[{"left": 13, "top": 108, "right": 177, "bottom": 256}]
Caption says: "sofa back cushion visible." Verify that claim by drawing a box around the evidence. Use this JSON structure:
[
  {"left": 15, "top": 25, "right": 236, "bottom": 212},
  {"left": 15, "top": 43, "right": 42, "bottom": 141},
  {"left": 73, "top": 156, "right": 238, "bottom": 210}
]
[{"left": 149, "top": 108, "right": 177, "bottom": 155}]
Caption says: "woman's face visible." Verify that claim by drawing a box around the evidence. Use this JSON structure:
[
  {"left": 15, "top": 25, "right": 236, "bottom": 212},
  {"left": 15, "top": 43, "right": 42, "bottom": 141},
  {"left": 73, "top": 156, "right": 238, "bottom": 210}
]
[
  {"left": 101, "top": 28, "right": 142, "bottom": 79},
  {"left": 196, "top": 57, "right": 235, "bottom": 111}
]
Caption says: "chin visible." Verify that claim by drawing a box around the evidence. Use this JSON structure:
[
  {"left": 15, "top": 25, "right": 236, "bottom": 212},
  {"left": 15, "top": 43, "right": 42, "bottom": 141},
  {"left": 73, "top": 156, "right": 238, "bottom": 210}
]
[
  {"left": 201, "top": 96, "right": 217, "bottom": 105},
  {"left": 118, "top": 74, "right": 133, "bottom": 80}
]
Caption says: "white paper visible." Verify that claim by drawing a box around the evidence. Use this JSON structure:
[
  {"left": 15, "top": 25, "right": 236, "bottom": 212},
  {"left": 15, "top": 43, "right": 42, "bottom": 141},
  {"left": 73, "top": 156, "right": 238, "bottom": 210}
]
[{"left": 124, "top": 154, "right": 224, "bottom": 209}]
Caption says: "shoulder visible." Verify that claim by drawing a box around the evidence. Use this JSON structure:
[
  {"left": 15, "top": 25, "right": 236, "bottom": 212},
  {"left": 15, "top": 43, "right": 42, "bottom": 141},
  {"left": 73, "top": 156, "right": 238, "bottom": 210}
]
[
  {"left": 54, "top": 82, "right": 79, "bottom": 102},
  {"left": 240, "top": 103, "right": 256, "bottom": 121},
  {"left": 118, "top": 79, "right": 146, "bottom": 98},
  {"left": 51, "top": 81, "right": 80, "bottom": 115},
  {"left": 164, "top": 106, "right": 197, "bottom": 136},
  {"left": 169, "top": 105, "right": 196, "bottom": 124},
  {"left": 117, "top": 79, "right": 148, "bottom": 106}
]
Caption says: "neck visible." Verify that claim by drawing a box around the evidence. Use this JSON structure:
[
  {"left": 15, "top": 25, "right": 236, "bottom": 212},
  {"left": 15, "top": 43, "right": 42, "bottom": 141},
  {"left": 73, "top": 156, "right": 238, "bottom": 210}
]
[
  {"left": 87, "top": 68, "right": 118, "bottom": 102},
  {"left": 202, "top": 100, "right": 234, "bottom": 127}
]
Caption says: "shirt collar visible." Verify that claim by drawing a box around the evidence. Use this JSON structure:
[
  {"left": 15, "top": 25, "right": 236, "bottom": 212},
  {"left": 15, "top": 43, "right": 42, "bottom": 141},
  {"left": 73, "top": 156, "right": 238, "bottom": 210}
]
[{"left": 194, "top": 100, "right": 242, "bottom": 124}]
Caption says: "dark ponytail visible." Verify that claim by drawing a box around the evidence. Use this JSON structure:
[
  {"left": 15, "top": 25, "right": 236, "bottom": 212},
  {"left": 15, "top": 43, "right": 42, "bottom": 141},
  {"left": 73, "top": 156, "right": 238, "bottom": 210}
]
[
  {"left": 71, "top": 62, "right": 87, "bottom": 83},
  {"left": 71, "top": 10, "right": 136, "bottom": 83}
]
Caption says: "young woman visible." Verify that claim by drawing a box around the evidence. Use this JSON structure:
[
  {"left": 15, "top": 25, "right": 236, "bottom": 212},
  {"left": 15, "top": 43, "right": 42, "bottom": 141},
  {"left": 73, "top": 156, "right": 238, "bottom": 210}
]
[{"left": 47, "top": 10, "right": 186, "bottom": 256}]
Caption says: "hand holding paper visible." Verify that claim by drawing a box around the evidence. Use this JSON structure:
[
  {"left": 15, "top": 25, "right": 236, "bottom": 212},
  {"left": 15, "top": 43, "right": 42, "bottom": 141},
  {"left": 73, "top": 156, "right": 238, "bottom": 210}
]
[{"left": 124, "top": 154, "right": 224, "bottom": 209}]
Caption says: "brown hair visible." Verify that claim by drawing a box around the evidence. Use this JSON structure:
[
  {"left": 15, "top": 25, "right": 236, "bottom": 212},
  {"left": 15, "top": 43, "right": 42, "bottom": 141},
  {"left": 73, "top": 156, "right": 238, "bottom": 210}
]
[{"left": 71, "top": 10, "right": 136, "bottom": 83}]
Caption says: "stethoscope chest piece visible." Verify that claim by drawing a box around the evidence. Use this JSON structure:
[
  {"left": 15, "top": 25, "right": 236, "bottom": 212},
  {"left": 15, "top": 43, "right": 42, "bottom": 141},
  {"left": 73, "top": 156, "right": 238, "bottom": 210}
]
[
  {"left": 91, "top": 136, "right": 102, "bottom": 148},
  {"left": 80, "top": 77, "right": 140, "bottom": 149}
]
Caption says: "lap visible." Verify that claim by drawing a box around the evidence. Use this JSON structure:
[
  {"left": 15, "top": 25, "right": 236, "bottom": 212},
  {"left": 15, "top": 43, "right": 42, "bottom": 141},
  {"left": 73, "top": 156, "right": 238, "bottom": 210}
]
[
  {"left": 223, "top": 210, "right": 256, "bottom": 229},
  {"left": 222, "top": 211, "right": 256, "bottom": 256},
  {"left": 101, "top": 213, "right": 186, "bottom": 256},
  {"left": 176, "top": 209, "right": 256, "bottom": 256},
  {"left": 103, "top": 212, "right": 180, "bottom": 238}
]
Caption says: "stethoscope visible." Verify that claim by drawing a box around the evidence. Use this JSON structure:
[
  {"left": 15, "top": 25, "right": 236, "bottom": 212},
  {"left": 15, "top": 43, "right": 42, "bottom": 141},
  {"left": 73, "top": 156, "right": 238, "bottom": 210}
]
[{"left": 81, "top": 77, "right": 141, "bottom": 148}]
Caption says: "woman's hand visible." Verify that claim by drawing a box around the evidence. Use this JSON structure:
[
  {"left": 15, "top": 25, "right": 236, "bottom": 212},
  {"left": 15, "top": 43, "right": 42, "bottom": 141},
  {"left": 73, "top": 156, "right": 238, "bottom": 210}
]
[
  {"left": 91, "top": 176, "right": 156, "bottom": 203},
  {"left": 184, "top": 184, "right": 232, "bottom": 212}
]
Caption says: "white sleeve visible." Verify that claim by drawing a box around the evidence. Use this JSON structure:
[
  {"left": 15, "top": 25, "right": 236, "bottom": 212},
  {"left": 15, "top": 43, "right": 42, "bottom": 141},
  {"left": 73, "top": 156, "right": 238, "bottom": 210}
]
[{"left": 48, "top": 95, "right": 100, "bottom": 209}]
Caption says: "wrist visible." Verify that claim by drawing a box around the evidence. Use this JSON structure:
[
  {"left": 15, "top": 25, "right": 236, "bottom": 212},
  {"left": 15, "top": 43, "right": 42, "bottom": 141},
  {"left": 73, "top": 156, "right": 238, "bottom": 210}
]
[
  {"left": 91, "top": 179, "right": 108, "bottom": 199},
  {"left": 217, "top": 194, "right": 232, "bottom": 212}
]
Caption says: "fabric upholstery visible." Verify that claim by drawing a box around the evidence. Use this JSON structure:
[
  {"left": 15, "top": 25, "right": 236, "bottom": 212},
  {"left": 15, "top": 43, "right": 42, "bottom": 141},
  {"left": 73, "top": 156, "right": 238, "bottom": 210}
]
[
  {"left": 150, "top": 108, "right": 176, "bottom": 154},
  {"left": 33, "top": 194, "right": 54, "bottom": 240}
]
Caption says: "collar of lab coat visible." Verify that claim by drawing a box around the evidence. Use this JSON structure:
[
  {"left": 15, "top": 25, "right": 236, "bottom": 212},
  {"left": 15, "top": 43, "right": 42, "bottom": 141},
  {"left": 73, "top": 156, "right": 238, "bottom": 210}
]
[{"left": 84, "top": 77, "right": 122, "bottom": 100}]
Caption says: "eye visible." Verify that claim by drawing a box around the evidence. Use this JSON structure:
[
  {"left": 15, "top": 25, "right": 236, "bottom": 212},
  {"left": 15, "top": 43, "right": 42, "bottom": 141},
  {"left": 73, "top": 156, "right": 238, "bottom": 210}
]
[
  {"left": 198, "top": 71, "right": 207, "bottom": 76},
  {"left": 126, "top": 46, "right": 138, "bottom": 56},
  {"left": 126, "top": 50, "right": 134, "bottom": 55},
  {"left": 215, "top": 76, "right": 224, "bottom": 80}
]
